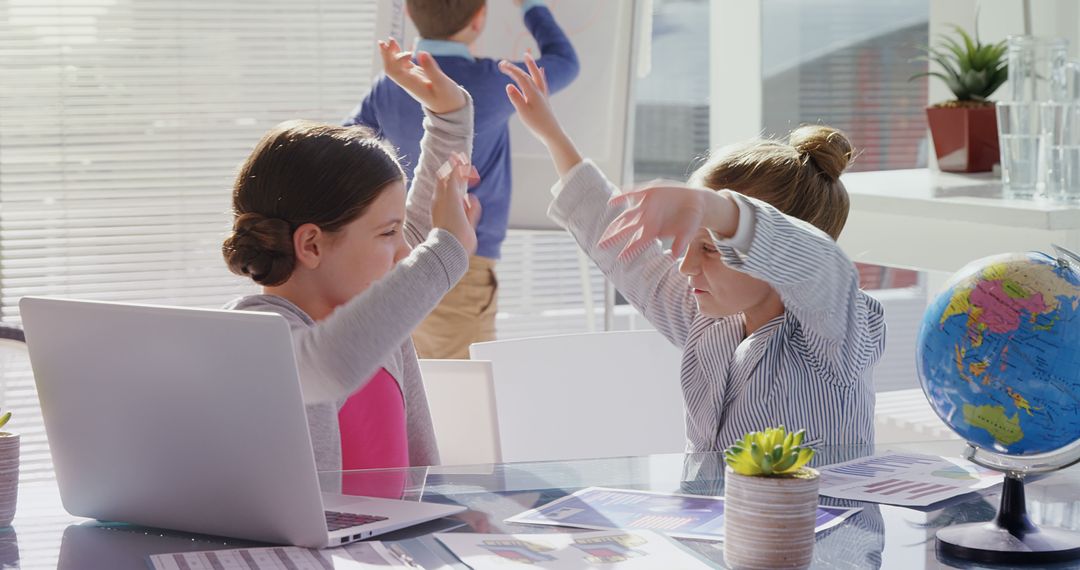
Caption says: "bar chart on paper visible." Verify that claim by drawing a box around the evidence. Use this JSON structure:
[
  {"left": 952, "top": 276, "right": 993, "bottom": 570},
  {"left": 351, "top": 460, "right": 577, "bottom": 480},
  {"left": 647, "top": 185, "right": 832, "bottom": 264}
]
[{"left": 818, "top": 452, "right": 1001, "bottom": 506}]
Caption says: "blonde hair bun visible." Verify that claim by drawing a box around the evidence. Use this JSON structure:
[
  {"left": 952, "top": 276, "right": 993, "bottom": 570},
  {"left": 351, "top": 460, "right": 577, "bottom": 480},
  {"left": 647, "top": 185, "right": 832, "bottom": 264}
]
[{"left": 788, "top": 125, "right": 853, "bottom": 181}]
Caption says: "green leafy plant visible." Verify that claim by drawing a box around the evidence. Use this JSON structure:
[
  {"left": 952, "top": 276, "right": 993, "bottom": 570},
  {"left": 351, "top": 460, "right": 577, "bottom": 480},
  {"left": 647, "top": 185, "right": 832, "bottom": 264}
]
[
  {"left": 913, "top": 24, "right": 1008, "bottom": 103},
  {"left": 0, "top": 411, "right": 10, "bottom": 431},
  {"left": 724, "top": 426, "right": 815, "bottom": 477}
]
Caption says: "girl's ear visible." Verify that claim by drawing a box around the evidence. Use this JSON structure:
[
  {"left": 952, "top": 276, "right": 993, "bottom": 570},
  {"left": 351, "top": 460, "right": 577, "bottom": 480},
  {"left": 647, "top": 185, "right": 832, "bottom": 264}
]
[{"left": 293, "top": 223, "right": 324, "bottom": 270}]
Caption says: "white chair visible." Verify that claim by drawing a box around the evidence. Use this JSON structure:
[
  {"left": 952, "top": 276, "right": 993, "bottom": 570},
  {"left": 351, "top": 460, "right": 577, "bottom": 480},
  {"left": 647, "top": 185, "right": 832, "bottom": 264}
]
[
  {"left": 418, "top": 359, "right": 502, "bottom": 466},
  {"left": 470, "top": 330, "right": 686, "bottom": 463}
]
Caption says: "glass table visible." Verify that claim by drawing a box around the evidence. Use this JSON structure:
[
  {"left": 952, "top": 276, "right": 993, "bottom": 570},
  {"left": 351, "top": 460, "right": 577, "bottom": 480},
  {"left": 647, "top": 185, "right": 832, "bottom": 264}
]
[{"left": 5, "top": 441, "right": 1080, "bottom": 569}]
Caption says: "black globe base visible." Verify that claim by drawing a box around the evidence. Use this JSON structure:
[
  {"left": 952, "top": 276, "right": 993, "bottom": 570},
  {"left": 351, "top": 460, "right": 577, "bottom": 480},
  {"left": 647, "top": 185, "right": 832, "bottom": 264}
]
[{"left": 936, "top": 473, "right": 1080, "bottom": 564}]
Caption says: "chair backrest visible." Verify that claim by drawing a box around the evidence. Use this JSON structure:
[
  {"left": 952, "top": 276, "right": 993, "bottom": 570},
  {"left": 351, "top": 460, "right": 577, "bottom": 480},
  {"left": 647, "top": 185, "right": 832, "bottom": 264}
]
[
  {"left": 470, "top": 330, "right": 686, "bottom": 463},
  {"left": 418, "top": 359, "right": 502, "bottom": 465}
]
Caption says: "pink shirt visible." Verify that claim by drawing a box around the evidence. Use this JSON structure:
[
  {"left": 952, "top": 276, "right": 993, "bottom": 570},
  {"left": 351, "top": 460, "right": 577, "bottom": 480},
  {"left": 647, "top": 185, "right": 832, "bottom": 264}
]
[{"left": 337, "top": 368, "right": 409, "bottom": 497}]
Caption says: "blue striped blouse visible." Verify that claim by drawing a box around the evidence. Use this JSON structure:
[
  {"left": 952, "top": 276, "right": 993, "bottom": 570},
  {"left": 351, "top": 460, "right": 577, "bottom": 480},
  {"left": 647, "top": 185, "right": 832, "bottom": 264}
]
[{"left": 548, "top": 160, "right": 887, "bottom": 452}]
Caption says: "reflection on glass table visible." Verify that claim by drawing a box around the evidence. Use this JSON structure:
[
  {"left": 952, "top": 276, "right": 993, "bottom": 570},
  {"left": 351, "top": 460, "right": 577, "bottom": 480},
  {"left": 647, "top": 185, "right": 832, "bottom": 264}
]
[{"left": 7, "top": 442, "right": 1080, "bottom": 569}]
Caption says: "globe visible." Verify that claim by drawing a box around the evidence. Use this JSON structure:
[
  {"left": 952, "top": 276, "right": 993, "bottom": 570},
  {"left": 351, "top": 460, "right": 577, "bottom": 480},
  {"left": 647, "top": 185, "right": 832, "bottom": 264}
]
[{"left": 917, "top": 250, "right": 1080, "bottom": 456}]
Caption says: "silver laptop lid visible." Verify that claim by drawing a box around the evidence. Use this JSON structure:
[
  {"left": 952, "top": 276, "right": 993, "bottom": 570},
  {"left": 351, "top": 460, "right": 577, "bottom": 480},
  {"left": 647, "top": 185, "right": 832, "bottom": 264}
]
[{"left": 21, "top": 297, "right": 330, "bottom": 548}]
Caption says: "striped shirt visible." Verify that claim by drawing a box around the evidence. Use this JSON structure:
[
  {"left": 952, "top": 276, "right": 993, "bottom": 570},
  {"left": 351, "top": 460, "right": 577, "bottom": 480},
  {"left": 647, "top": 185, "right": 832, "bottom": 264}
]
[{"left": 548, "top": 160, "right": 886, "bottom": 452}]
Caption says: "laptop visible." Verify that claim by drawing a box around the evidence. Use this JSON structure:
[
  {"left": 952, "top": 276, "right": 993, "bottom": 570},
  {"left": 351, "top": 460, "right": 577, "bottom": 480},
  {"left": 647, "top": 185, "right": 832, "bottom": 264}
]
[{"left": 20, "top": 296, "right": 465, "bottom": 548}]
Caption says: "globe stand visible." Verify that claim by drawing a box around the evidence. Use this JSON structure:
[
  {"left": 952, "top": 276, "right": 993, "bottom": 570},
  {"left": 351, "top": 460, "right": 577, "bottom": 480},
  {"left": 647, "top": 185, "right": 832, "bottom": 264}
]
[
  {"left": 937, "top": 472, "right": 1080, "bottom": 563},
  {"left": 936, "top": 442, "right": 1080, "bottom": 564}
]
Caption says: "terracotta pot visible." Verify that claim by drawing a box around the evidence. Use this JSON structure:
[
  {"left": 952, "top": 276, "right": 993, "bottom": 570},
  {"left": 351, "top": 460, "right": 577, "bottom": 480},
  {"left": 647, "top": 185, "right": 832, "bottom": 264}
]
[
  {"left": 926, "top": 104, "right": 999, "bottom": 172},
  {"left": 0, "top": 434, "right": 18, "bottom": 527},
  {"left": 723, "top": 467, "right": 820, "bottom": 570}
]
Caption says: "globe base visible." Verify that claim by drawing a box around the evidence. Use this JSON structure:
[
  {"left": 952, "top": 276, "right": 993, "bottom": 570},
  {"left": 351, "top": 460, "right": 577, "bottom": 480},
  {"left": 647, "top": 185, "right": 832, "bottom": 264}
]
[{"left": 936, "top": 473, "right": 1080, "bottom": 564}]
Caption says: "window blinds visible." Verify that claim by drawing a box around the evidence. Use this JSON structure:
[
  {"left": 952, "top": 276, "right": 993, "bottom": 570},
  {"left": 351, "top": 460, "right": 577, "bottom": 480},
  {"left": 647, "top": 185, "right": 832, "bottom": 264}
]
[{"left": 0, "top": 0, "right": 612, "bottom": 482}]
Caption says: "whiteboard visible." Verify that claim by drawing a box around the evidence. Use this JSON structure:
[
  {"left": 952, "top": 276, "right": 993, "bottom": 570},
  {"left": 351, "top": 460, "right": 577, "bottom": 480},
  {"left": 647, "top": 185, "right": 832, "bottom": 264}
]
[{"left": 376, "top": 0, "right": 640, "bottom": 230}]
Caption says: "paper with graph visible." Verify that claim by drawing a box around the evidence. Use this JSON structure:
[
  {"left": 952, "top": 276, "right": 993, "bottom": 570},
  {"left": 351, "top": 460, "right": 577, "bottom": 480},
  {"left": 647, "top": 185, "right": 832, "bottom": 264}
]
[
  {"left": 148, "top": 542, "right": 412, "bottom": 570},
  {"left": 504, "top": 487, "right": 859, "bottom": 541},
  {"left": 818, "top": 451, "right": 1001, "bottom": 506},
  {"left": 434, "top": 529, "right": 713, "bottom": 569}
]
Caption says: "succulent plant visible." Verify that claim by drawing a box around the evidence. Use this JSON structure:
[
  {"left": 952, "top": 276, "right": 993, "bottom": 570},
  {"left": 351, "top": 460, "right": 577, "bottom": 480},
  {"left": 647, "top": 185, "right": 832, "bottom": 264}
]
[
  {"left": 0, "top": 411, "right": 10, "bottom": 431},
  {"left": 724, "top": 426, "right": 815, "bottom": 477},
  {"left": 912, "top": 25, "right": 1007, "bottom": 103}
]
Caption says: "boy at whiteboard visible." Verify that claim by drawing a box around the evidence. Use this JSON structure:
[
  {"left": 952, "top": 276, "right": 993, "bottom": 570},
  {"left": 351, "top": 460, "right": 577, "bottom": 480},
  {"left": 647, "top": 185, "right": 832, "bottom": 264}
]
[{"left": 345, "top": 0, "right": 579, "bottom": 359}]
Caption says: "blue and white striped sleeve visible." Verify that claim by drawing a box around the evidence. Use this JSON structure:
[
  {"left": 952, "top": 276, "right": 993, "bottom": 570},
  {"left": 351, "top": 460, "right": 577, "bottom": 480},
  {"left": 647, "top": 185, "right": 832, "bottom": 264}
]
[
  {"left": 711, "top": 194, "right": 886, "bottom": 385},
  {"left": 548, "top": 160, "right": 697, "bottom": 349}
]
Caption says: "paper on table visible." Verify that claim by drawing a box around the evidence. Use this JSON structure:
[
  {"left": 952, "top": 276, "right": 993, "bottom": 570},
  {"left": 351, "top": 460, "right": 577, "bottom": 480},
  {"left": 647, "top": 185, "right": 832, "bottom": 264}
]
[
  {"left": 817, "top": 451, "right": 1001, "bottom": 507},
  {"left": 504, "top": 487, "right": 860, "bottom": 541},
  {"left": 435, "top": 529, "right": 713, "bottom": 569},
  {"left": 148, "top": 542, "right": 413, "bottom": 570}
]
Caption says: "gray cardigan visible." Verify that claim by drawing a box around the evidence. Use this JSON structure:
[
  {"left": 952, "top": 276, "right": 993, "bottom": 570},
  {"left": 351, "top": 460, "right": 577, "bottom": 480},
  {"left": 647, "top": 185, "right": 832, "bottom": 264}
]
[{"left": 227, "top": 96, "right": 474, "bottom": 471}]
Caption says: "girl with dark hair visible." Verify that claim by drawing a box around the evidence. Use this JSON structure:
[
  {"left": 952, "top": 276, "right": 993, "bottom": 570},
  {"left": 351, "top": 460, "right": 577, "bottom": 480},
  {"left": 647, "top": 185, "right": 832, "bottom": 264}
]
[{"left": 223, "top": 40, "right": 479, "bottom": 473}]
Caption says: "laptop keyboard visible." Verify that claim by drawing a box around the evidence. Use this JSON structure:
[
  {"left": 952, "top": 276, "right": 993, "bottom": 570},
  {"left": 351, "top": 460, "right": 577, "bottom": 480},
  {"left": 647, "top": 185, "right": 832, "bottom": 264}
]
[{"left": 324, "top": 510, "right": 389, "bottom": 532}]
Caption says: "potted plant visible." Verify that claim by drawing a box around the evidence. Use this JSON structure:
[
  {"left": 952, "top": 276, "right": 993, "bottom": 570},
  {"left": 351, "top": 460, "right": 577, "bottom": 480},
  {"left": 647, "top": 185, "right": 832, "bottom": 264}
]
[
  {"left": 0, "top": 410, "right": 17, "bottom": 527},
  {"left": 913, "top": 25, "right": 1008, "bottom": 172},
  {"left": 723, "top": 426, "right": 818, "bottom": 570}
]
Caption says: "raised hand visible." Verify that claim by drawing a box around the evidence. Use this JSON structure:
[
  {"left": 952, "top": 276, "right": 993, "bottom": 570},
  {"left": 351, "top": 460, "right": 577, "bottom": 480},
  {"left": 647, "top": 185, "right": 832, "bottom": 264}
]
[
  {"left": 499, "top": 54, "right": 563, "bottom": 143},
  {"left": 379, "top": 38, "right": 466, "bottom": 114},
  {"left": 599, "top": 182, "right": 735, "bottom": 261},
  {"left": 499, "top": 53, "right": 581, "bottom": 177},
  {"left": 431, "top": 152, "right": 481, "bottom": 254}
]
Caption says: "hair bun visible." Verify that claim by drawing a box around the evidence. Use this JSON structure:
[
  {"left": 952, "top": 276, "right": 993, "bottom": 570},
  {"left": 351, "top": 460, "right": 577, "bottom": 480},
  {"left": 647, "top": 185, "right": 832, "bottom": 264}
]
[
  {"left": 222, "top": 212, "right": 295, "bottom": 286},
  {"left": 789, "top": 125, "right": 853, "bottom": 181}
]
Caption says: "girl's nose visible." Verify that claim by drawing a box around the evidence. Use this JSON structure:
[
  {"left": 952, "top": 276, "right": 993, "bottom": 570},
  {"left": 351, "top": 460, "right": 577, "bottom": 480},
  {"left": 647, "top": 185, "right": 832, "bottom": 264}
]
[{"left": 678, "top": 249, "right": 699, "bottom": 276}]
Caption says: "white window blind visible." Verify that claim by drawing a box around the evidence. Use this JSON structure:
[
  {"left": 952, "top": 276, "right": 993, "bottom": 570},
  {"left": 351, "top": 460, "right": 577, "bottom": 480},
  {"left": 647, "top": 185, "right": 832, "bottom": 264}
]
[
  {"left": 0, "top": 0, "right": 382, "bottom": 483},
  {"left": 0, "top": 0, "right": 616, "bottom": 481},
  {"left": 0, "top": 0, "right": 383, "bottom": 316},
  {"left": 497, "top": 231, "right": 608, "bottom": 339}
]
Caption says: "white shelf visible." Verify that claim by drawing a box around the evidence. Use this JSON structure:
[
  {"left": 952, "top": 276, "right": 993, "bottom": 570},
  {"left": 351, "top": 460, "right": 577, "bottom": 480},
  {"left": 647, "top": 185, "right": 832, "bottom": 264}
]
[{"left": 838, "top": 168, "right": 1080, "bottom": 273}]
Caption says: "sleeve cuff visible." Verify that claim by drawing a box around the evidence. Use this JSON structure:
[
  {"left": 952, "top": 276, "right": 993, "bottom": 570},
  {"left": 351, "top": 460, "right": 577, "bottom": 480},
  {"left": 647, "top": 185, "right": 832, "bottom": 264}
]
[
  {"left": 521, "top": 0, "right": 546, "bottom": 13},
  {"left": 707, "top": 192, "right": 756, "bottom": 254},
  {"left": 550, "top": 159, "right": 594, "bottom": 197},
  {"left": 423, "top": 89, "right": 474, "bottom": 136}
]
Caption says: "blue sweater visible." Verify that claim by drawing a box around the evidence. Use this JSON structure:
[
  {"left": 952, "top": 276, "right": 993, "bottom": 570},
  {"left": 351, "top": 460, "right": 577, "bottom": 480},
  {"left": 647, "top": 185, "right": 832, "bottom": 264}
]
[{"left": 345, "top": 5, "right": 579, "bottom": 259}]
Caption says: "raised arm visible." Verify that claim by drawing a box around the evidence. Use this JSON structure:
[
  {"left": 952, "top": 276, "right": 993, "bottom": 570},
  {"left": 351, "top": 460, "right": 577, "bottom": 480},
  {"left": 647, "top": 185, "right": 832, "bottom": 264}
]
[
  {"left": 373, "top": 38, "right": 480, "bottom": 249},
  {"left": 510, "top": 0, "right": 580, "bottom": 93},
  {"left": 290, "top": 229, "right": 470, "bottom": 404},
  {"left": 711, "top": 195, "right": 886, "bottom": 384},
  {"left": 603, "top": 179, "right": 886, "bottom": 384},
  {"left": 500, "top": 55, "right": 697, "bottom": 347}
]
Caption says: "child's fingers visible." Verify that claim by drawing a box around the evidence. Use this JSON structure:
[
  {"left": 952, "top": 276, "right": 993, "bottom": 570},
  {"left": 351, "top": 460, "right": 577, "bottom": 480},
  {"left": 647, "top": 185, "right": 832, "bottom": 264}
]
[
  {"left": 505, "top": 83, "right": 527, "bottom": 110},
  {"left": 608, "top": 191, "right": 645, "bottom": 208},
  {"left": 670, "top": 234, "right": 689, "bottom": 260},
  {"left": 465, "top": 194, "right": 482, "bottom": 227},
  {"left": 524, "top": 54, "right": 547, "bottom": 94},
  {"left": 498, "top": 60, "right": 539, "bottom": 98},
  {"left": 387, "top": 37, "right": 402, "bottom": 54},
  {"left": 617, "top": 228, "right": 648, "bottom": 261},
  {"left": 416, "top": 51, "right": 446, "bottom": 80},
  {"left": 598, "top": 214, "right": 641, "bottom": 248}
]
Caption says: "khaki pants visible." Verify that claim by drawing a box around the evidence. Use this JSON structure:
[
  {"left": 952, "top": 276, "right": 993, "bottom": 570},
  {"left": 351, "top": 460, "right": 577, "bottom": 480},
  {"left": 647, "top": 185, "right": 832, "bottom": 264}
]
[{"left": 413, "top": 256, "right": 497, "bottom": 359}]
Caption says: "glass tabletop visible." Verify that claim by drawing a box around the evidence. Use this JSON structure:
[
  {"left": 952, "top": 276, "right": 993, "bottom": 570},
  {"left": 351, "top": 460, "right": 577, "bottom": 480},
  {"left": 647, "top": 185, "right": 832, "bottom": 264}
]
[{"left": 7, "top": 441, "right": 1080, "bottom": 569}]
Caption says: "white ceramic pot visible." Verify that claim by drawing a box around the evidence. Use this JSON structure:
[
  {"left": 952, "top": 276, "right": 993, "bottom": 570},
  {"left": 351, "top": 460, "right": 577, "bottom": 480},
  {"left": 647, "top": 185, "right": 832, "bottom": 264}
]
[
  {"left": 0, "top": 434, "right": 19, "bottom": 527},
  {"left": 723, "top": 466, "right": 820, "bottom": 570}
]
